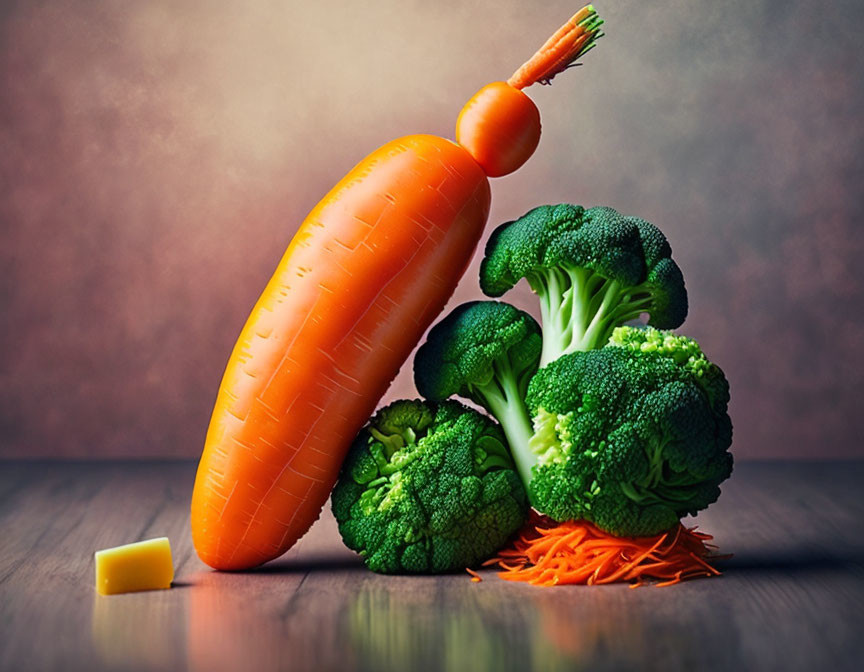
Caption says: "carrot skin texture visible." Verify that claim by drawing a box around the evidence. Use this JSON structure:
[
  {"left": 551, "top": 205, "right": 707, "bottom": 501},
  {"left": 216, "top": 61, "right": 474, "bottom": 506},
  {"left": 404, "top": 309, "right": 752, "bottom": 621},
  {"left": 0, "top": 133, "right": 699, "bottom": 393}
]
[
  {"left": 192, "top": 135, "right": 490, "bottom": 570},
  {"left": 456, "top": 82, "right": 541, "bottom": 178}
]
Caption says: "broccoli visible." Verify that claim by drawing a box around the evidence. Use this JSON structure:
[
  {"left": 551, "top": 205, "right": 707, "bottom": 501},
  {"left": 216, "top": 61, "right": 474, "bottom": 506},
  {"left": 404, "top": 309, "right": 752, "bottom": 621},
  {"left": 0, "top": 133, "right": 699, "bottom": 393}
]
[
  {"left": 480, "top": 203, "right": 688, "bottom": 366},
  {"left": 414, "top": 301, "right": 732, "bottom": 536},
  {"left": 523, "top": 326, "right": 733, "bottom": 536},
  {"left": 413, "top": 301, "right": 542, "bottom": 486},
  {"left": 331, "top": 399, "right": 528, "bottom": 573}
]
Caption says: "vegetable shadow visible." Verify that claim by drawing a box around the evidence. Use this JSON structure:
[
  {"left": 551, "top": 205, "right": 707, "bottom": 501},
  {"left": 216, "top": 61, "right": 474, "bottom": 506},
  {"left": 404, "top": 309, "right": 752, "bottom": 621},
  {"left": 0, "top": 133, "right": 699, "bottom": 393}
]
[
  {"left": 717, "top": 549, "right": 864, "bottom": 575},
  {"left": 169, "top": 580, "right": 194, "bottom": 588},
  {"left": 233, "top": 554, "right": 367, "bottom": 575}
]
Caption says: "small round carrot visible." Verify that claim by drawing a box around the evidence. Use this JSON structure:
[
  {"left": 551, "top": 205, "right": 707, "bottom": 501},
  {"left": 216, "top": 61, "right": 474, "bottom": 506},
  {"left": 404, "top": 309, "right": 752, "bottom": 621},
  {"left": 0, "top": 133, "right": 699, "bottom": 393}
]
[
  {"left": 456, "top": 82, "right": 541, "bottom": 178},
  {"left": 455, "top": 5, "right": 604, "bottom": 177}
]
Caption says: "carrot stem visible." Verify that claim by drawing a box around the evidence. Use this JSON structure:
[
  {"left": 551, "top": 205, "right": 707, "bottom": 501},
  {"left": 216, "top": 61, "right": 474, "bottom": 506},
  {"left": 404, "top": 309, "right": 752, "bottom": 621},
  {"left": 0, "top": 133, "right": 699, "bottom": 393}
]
[{"left": 507, "top": 5, "right": 605, "bottom": 90}]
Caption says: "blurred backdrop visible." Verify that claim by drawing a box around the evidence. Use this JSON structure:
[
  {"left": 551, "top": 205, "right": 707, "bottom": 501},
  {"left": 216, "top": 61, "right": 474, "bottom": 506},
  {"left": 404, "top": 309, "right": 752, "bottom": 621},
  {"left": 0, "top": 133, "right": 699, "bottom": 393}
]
[{"left": 1, "top": 0, "right": 862, "bottom": 459}]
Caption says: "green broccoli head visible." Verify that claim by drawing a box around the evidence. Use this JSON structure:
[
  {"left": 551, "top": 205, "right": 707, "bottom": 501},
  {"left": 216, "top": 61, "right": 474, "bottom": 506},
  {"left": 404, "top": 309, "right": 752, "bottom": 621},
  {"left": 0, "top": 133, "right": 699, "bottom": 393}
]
[
  {"left": 607, "top": 325, "right": 731, "bottom": 416},
  {"left": 479, "top": 204, "right": 688, "bottom": 366},
  {"left": 414, "top": 301, "right": 542, "bottom": 486},
  {"left": 413, "top": 301, "right": 541, "bottom": 484},
  {"left": 522, "top": 326, "right": 732, "bottom": 536},
  {"left": 414, "top": 300, "right": 541, "bottom": 405},
  {"left": 331, "top": 399, "right": 528, "bottom": 573}
]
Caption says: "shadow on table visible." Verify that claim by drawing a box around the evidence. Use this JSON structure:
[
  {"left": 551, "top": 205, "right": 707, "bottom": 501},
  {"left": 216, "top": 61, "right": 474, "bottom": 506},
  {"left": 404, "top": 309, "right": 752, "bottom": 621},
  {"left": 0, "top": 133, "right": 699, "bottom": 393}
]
[
  {"left": 169, "top": 580, "right": 195, "bottom": 588},
  {"left": 717, "top": 547, "right": 864, "bottom": 574},
  {"left": 237, "top": 553, "right": 367, "bottom": 574}
]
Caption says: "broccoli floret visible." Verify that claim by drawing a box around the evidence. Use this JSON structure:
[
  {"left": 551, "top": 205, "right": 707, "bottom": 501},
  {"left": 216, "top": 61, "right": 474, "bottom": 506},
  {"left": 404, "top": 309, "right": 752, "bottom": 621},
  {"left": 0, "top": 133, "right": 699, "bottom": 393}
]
[
  {"left": 413, "top": 301, "right": 541, "bottom": 486},
  {"left": 521, "top": 326, "right": 733, "bottom": 536},
  {"left": 480, "top": 204, "right": 688, "bottom": 366},
  {"left": 607, "top": 325, "right": 731, "bottom": 415},
  {"left": 331, "top": 399, "right": 528, "bottom": 573}
]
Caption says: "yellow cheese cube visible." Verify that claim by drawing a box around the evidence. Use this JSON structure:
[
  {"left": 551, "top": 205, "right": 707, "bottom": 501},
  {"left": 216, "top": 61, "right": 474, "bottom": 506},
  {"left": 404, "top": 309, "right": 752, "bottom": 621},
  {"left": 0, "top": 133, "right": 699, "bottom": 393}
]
[{"left": 94, "top": 537, "right": 174, "bottom": 595}]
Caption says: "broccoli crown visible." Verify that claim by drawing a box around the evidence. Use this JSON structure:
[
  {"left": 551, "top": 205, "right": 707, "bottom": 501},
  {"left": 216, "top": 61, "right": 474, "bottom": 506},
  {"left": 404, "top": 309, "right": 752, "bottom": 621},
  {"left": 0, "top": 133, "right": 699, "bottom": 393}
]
[
  {"left": 479, "top": 204, "right": 688, "bottom": 363},
  {"left": 413, "top": 300, "right": 542, "bottom": 407},
  {"left": 524, "top": 326, "right": 733, "bottom": 536},
  {"left": 607, "top": 325, "right": 731, "bottom": 412},
  {"left": 331, "top": 399, "right": 528, "bottom": 573}
]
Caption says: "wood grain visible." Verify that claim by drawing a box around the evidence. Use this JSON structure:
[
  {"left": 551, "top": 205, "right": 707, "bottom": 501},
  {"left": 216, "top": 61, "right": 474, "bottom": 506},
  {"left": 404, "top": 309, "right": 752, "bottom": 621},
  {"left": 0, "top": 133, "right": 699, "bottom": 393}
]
[{"left": 1, "top": 461, "right": 863, "bottom": 672}]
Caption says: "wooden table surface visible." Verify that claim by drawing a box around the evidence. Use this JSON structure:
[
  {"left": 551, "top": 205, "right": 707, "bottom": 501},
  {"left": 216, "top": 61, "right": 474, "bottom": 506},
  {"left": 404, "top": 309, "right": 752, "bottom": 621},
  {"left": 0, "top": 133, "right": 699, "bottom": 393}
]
[{"left": 1, "top": 461, "right": 863, "bottom": 672}]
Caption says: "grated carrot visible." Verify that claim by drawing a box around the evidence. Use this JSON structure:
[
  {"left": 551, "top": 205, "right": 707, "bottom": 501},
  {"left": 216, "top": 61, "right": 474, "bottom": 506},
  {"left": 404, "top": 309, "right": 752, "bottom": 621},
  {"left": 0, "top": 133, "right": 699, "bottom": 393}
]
[
  {"left": 487, "top": 511, "right": 728, "bottom": 587},
  {"left": 465, "top": 567, "right": 483, "bottom": 583}
]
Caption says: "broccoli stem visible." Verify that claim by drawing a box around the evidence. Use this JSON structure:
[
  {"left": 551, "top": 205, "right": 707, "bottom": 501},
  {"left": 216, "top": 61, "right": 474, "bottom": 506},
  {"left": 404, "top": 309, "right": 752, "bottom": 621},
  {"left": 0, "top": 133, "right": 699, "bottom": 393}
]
[
  {"left": 619, "top": 437, "right": 710, "bottom": 506},
  {"left": 478, "top": 453, "right": 517, "bottom": 471},
  {"left": 532, "top": 267, "right": 658, "bottom": 365},
  {"left": 469, "top": 357, "right": 537, "bottom": 486}
]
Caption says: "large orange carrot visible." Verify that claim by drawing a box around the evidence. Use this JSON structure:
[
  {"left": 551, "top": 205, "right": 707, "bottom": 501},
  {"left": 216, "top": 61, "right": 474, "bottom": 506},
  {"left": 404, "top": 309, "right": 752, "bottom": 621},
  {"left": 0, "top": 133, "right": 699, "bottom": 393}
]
[{"left": 192, "top": 6, "right": 604, "bottom": 570}]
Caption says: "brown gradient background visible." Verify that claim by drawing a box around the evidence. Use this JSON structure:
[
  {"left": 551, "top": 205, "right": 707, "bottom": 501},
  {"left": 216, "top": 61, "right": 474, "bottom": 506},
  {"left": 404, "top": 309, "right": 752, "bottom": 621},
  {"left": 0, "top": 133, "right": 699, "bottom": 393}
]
[{"left": 2, "top": 0, "right": 862, "bottom": 459}]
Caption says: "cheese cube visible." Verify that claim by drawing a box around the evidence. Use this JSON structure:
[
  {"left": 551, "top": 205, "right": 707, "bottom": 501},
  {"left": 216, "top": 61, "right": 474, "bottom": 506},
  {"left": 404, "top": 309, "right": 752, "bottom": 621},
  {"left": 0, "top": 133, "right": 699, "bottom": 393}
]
[{"left": 94, "top": 537, "right": 174, "bottom": 595}]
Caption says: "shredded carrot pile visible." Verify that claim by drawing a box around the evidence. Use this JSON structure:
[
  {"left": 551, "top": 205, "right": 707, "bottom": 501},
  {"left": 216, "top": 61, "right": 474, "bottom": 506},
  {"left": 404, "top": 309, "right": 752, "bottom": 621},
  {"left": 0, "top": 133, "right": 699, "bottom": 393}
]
[{"left": 483, "top": 512, "right": 726, "bottom": 587}]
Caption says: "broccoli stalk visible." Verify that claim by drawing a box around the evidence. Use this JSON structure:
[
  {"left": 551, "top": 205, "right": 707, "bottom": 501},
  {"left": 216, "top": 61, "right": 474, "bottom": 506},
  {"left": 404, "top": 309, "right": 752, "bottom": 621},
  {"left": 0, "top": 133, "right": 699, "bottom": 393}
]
[
  {"left": 532, "top": 267, "right": 672, "bottom": 365},
  {"left": 413, "top": 301, "right": 541, "bottom": 486},
  {"left": 467, "top": 356, "right": 537, "bottom": 487},
  {"left": 480, "top": 203, "right": 688, "bottom": 366}
]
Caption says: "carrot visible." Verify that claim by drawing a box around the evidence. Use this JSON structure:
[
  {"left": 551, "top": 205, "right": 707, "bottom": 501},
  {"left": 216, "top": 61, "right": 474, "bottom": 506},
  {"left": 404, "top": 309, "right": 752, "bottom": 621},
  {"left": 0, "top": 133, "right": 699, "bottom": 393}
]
[
  {"left": 487, "top": 512, "right": 727, "bottom": 587},
  {"left": 456, "top": 5, "right": 603, "bottom": 177},
  {"left": 191, "top": 7, "right": 604, "bottom": 570},
  {"left": 456, "top": 82, "right": 541, "bottom": 178},
  {"left": 191, "top": 137, "right": 490, "bottom": 570},
  {"left": 507, "top": 5, "right": 605, "bottom": 90}
]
